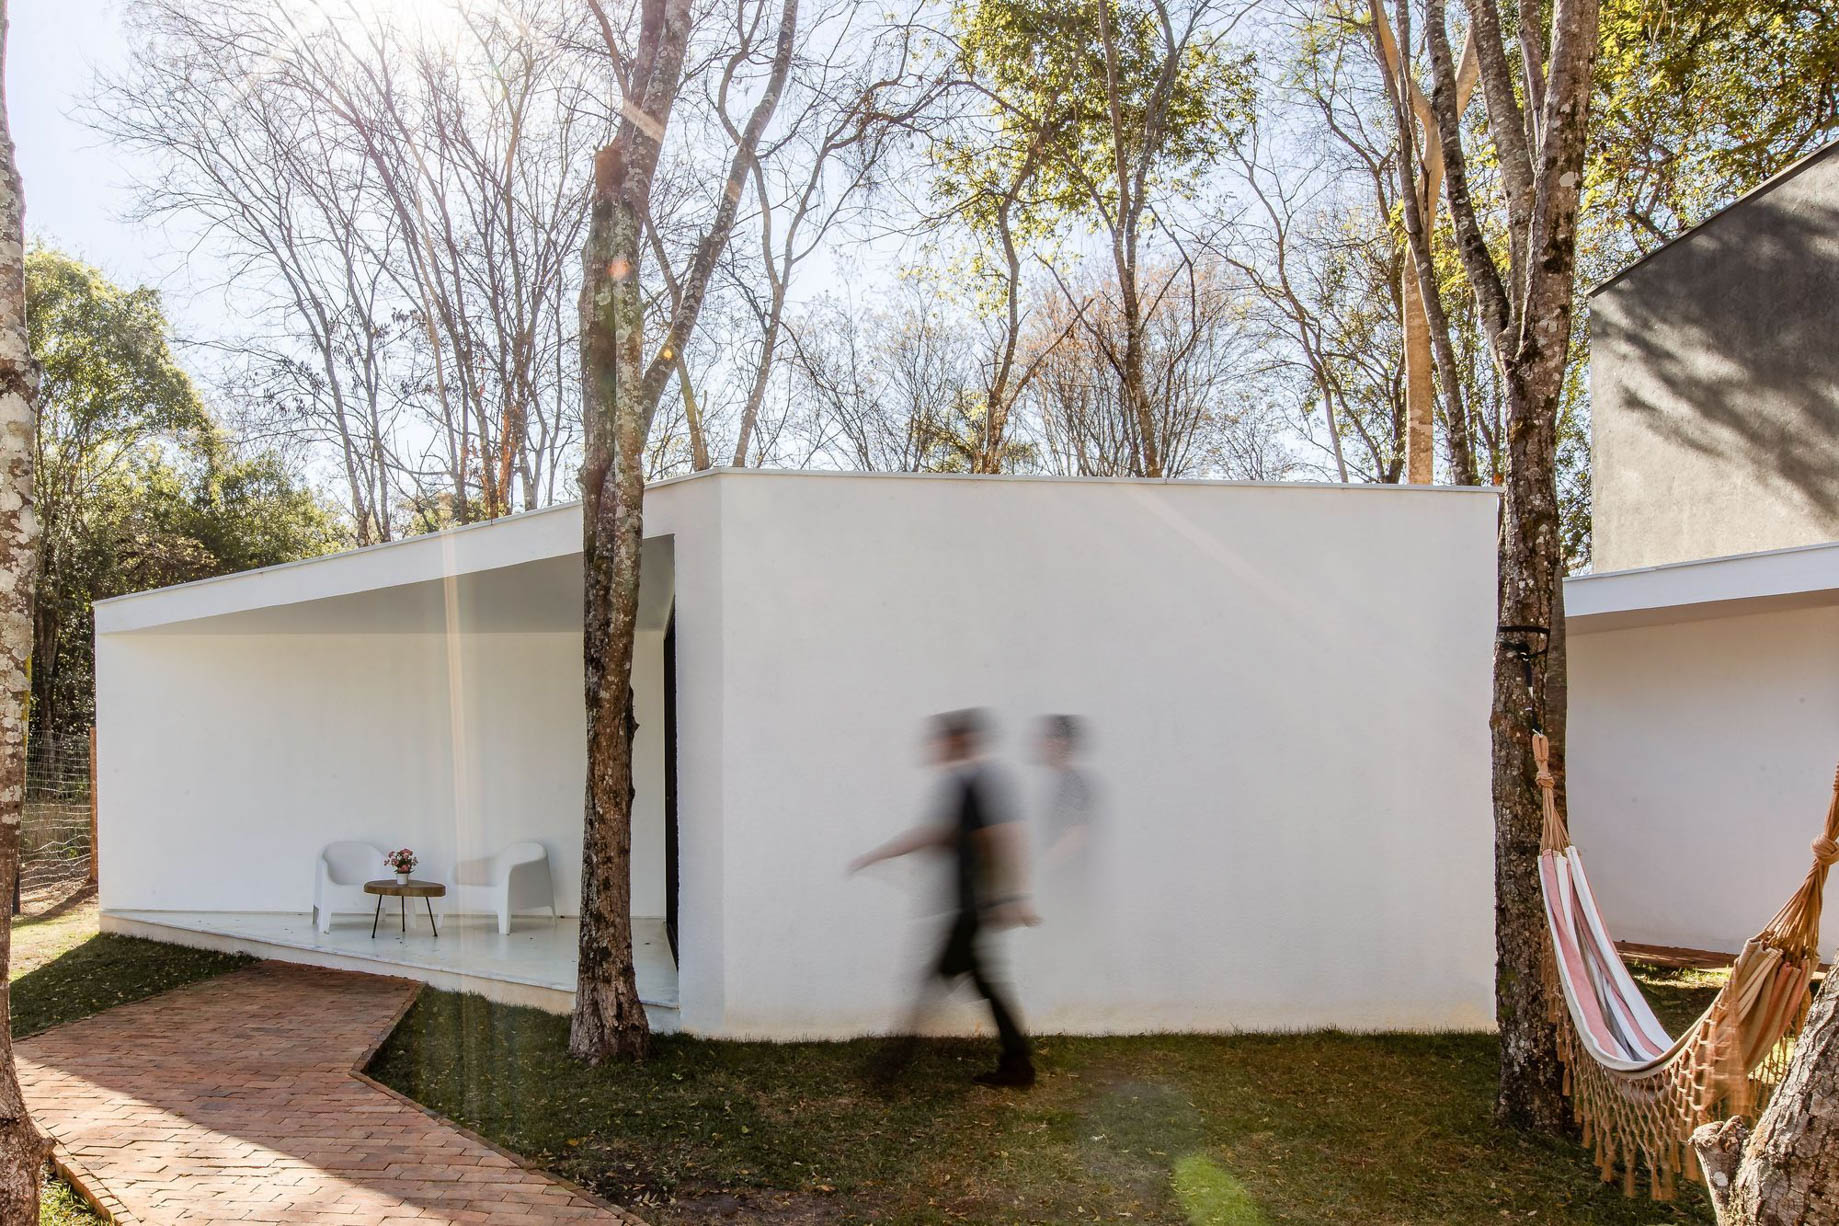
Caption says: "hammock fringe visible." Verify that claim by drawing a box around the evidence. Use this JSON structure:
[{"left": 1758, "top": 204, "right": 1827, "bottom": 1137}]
[{"left": 1531, "top": 735, "right": 1836, "bottom": 1200}]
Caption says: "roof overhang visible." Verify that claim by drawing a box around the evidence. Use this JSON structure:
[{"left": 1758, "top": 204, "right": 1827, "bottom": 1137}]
[
  {"left": 1566, "top": 539, "right": 1839, "bottom": 632},
  {"left": 93, "top": 501, "right": 676, "bottom": 637}
]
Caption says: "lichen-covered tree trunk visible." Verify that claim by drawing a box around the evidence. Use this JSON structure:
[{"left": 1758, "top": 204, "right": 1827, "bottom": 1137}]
[
  {"left": 1693, "top": 972, "right": 1839, "bottom": 1225},
  {"left": 571, "top": 144, "right": 652, "bottom": 1064},
  {"left": 0, "top": 3, "right": 52, "bottom": 1214},
  {"left": 1489, "top": 377, "right": 1569, "bottom": 1131},
  {"left": 1411, "top": 0, "right": 1599, "bottom": 1130},
  {"left": 1118, "top": 296, "right": 1159, "bottom": 478},
  {"left": 571, "top": 0, "right": 793, "bottom": 1065}
]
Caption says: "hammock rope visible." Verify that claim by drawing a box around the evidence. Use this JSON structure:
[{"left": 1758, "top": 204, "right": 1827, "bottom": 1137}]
[{"left": 1532, "top": 733, "right": 1839, "bottom": 1199}]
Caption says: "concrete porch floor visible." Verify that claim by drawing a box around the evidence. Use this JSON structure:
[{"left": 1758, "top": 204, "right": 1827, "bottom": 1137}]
[{"left": 101, "top": 909, "right": 679, "bottom": 1026}]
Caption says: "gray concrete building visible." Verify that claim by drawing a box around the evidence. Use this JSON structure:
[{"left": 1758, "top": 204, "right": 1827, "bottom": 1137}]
[{"left": 1590, "top": 140, "right": 1839, "bottom": 572}]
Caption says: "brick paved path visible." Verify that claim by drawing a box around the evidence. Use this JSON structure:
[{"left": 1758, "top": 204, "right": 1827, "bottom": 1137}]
[{"left": 19, "top": 961, "right": 643, "bottom": 1224}]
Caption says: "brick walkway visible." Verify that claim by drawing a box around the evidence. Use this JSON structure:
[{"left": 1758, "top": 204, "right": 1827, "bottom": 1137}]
[{"left": 19, "top": 961, "right": 644, "bottom": 1224}]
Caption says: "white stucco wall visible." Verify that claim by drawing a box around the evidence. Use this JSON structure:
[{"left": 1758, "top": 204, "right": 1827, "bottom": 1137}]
[
  {"left": 1566, "top": 602, "right": 1839, "bottom": 956},
  {"left": 703, "top": 474, "right": 1499, "bottom": 1036},
  {"left": 642, "top": 477, "right": 725, "bottom": 1032},
  {"left": 96, "top": 471, "right": 1499, "bottom": 1037},
  {"left": 95, "top": 629, "right": 667, "bottom": 919}
]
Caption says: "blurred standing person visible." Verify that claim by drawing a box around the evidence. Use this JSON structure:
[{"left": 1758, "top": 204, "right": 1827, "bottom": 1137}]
[
  {"left": 1025, "top": 715, "right": 1105, "bottom": 1021},
  {"left": 1039, "top": 715, "right": 1095, "bottom": 872},
  {"left": 850, "top": 709, "right": 1037, "bottom": 1088}
]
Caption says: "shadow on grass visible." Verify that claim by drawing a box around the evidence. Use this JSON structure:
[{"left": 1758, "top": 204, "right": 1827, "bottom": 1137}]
[
  {"left": 371, "top": 988, "right": 1718, "bottom": 1226},
  {"left": 18, "top": 882, "right": 97, "bottom": 925},
  {"left": 12, "top": 933, "right": 253, "bottom": 1039}
]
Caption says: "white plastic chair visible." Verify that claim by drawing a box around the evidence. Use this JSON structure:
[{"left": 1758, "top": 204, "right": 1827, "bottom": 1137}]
[
  {"left": 314, "top": 841, "right": 385, "bottom": 934},
  {"left": 449, "top": 841, "right": 556, "bottom": 934}
]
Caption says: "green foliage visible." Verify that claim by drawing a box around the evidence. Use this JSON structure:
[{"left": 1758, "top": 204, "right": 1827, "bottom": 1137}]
[
  {"left": 938, "top": 0, "right": 1256, "bottom": 245},
  {"left": 28, "top": 249, "right": 210, "bottom": 457},
  {"left": 1588, "top": 0, "right": 1839, "bottom": 265},
  {"left": 26, "top": 249, "right": 346, "bottom": 736}
]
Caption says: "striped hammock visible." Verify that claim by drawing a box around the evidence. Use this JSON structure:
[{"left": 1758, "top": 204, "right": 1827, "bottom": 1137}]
[{"left": 1533, "top": 733, "right": 1839, "bottom": 1199}]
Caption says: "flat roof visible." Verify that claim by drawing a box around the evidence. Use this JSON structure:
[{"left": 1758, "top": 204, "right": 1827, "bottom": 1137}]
[
  {"left": 94, "top": 468, "right": 1497, "bottom": 635},
  {"left": 1566, "top": 537, "right": 1839, "bottom": 632}
]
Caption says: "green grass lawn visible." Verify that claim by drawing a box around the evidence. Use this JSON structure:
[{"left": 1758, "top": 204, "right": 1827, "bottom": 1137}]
[
  {"left": 38, "top": 1163, "right": 105, "bottom": 1226},
  {"left": 12, "top": 922, "right": 253, "bottom": 1040},
  {"left": 11, "top": 889, "right": 255, "bottom": 1222},
  {"left": 2, "top": 892, "right": 1735, "bottom": 1226},
  {"left": 1630, "top": 963, "right": 1727, "bottom": 1036},
  {"left": 370, "top": 964, "right": 1727, "bottom": 1225}
]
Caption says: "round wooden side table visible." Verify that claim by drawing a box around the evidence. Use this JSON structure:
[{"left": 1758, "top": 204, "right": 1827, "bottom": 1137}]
[{"left": 363, "top": 879, "right": 447, "bottom": 939}]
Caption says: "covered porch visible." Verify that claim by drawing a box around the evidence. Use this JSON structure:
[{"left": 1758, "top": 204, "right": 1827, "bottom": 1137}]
[{"left": 92, "top": 500, "right": 683, "bottom": 1023}]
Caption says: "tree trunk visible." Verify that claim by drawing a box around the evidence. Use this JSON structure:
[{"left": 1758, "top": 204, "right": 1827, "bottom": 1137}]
[
  {"left": 0, "top": 3, "right": 53, "bottom": 1213},
  {"left": 1488, "top": 460, "right": 1568, "bottom": 1131},
  {"left": 1093, "top": 0, "right": 1158, "bottom": 480},
  {"left": 1693, "top": 971, "right": 1839, "bottom": 1224},
  {"left": 1490, "top": 437, "right": 1568, "bottom": 1131},
  {"left": 571, "top": 144, "right": 651, "bottom": 1064},
  {"left": 1401, "top": 269, "right": 1434, "bottom": 483},
  {"left": 1412, "top": 0, "right": 1598, "bottom": 1129},
  {"left": 1119, "top": 301, "right": 1159, "bottom": 478},
  {"left": 570, "top": 0, "right": 788, "bottom": 1062},
  {"left": 676, "top": 357, "right": 712, "bottom": 472},
  {"left": 1487, "top": 289, "right": 1577, "bottom": 1131},
  {"left": 729, "top": 294, "right": 783, "bottom": 469},
  {"left": 28, "top": 544, "right": 53, "bottom": 737}
]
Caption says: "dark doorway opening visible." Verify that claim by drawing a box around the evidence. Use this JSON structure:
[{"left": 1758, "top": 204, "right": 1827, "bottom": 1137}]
[{"left": 663, "top": 611, "right": 680, "bottom": 964}]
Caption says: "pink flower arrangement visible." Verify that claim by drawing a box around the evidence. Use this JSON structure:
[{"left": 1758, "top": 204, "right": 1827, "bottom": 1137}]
[{"left": 384, "top": 848, "right": 418, "bottom": 875}]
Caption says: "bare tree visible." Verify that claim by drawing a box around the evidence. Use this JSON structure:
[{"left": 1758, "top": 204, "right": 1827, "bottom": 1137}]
[
  {"left": 1085, "top": 0, "right": 1229, "bottom": 478},
  {"left": 1410, "top": 0, "right": 1601, "bottom": 1128},
  {"left": 1028, "top": 260, "right": 1285, "bottom": 478},
  {"left": 95, "top": 0, "right": 610, "bottom": 536},
  {"left": 722, "top": 5, "right": 945, "bottom": 468},
  {"left": 1368, "top": 4, "right": 1479, "bottom": 485},
  {"left": 96, "top": 6, "right": 409, "bottom": 541},
  {"left": 1216, "top": 80, "right": 1419, "bottom": 484},
  {"left": 785, "top": 286, "right": 986, "bottom": 472},
  {"left": 925, "top": 99, "right": 1067, "bottom": 474},
  {"left": 1215, "top": 110, "right": 1368, "bottom": 482},
  {"left": 574, "top": 0, "right": 797, "bottom": 1063},
  {"left": 0, "top": 3, "right": 50, "bottom": 1216}
]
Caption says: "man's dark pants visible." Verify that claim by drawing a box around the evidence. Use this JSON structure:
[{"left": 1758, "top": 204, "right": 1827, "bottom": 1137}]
[{"left": 936, "top": 911, "right": 1030, "bottom": 1063}]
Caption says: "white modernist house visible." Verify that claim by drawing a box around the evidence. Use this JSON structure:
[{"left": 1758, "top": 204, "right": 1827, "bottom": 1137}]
[
  {"left": 95, "top": 470, "right": 1500, "bottom": 1039},
  {"left": 1565, "top": 540, "right": 1839, "bottom": 960}
]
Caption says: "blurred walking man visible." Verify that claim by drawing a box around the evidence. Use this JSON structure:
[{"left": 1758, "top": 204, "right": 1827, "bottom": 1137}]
[{"left": 851, "top": 709, "right": 1037, "bottom": 1088}]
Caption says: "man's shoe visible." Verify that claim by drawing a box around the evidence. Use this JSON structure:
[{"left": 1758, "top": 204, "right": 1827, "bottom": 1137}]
[{"left": 973, "top": 1058, "right": 1036, "bottom": 1089}]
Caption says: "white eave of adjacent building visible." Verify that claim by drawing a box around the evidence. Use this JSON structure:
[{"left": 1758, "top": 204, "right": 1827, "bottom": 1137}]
[{"left": 1566, "top": 538, "right": 1839, "bottom": 633}]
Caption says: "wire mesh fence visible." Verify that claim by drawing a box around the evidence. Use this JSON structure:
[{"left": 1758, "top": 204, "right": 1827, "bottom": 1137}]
[{"left": 23, "top": 729, "right": 93, "bottom": 894}]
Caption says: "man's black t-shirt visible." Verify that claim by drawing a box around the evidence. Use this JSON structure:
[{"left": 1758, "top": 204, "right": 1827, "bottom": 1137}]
[{"left": 948, "top": 764, "right": 1010, "bottom": 916}]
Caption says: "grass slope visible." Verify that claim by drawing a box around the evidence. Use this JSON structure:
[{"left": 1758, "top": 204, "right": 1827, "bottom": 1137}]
[
  {"left": 370, "top": 965, "right": 1725, "bottom": 1225},
  {"left": 13, "top": 929, "right": 253, "bottom": 1039}
]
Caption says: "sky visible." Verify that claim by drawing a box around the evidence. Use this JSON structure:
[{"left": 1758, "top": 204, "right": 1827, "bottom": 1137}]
[
  {"left": 12, "top": 0, "right": 232, "bottom": 343},
  {"left": 6, "top": 0, "right": 873, "bottom": 368}
]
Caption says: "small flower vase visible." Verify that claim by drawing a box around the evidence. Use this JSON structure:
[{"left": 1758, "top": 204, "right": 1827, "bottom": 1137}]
[{"left": 396, "top": 871, "right": 410, "bottom": 886}]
